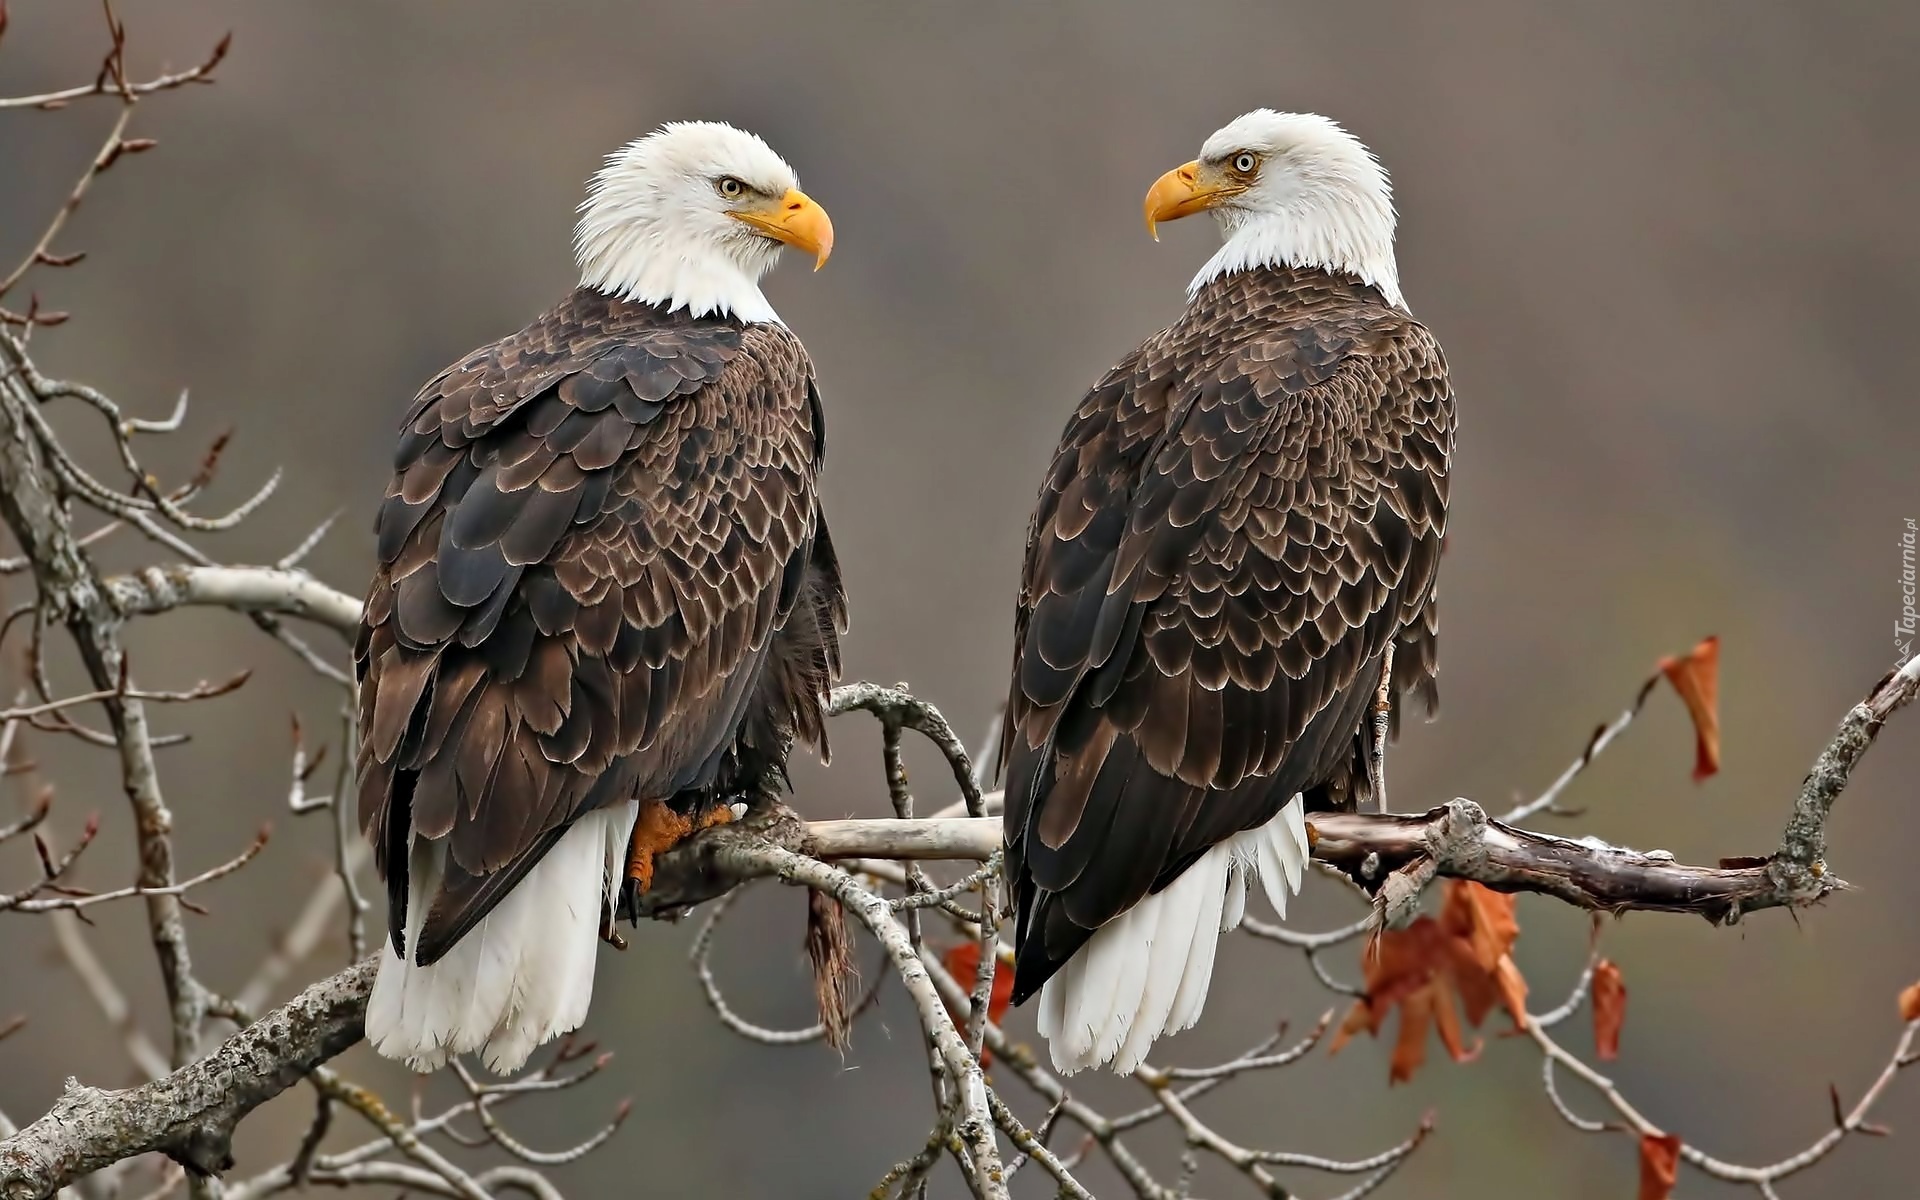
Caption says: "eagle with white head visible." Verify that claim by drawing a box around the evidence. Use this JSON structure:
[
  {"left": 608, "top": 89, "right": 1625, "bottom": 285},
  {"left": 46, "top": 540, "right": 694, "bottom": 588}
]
[
  {"left": 1002, "top": 110, "right": 1453, "bottom": 1073},
  {"left": 360, "top": 122, "right": 846, "bottom": 1074}
]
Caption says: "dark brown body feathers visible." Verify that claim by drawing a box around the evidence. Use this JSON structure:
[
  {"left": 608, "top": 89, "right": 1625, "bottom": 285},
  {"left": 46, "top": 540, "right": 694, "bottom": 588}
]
[
  {"left": 357, "top": 288, "right": 845, "bottom": 967},
  {"left": 1001, "top": 264, "right": 1453, "bottom": 1004}
]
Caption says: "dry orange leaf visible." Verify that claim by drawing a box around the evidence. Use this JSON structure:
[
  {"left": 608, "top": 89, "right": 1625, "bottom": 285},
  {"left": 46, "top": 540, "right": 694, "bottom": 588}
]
[
  {"left": 941, "top": 941, "right": 1013, "bottom": 1066},
  {"left": 1330, "top": 881, "right": 1528, "bottom": 1083},
  {"left": 1593, "top": 959, "right": 1627, "bottom": 1061},
  {"left": 1637, "top": 1133, "right": 1682, "bottom": 1200},
  {"left": 1658, "top": 635, "right": 1721, "bottom": 781},
  {"left": 1440, "top": 880, "right": 1529, "bottom": 1023},
  {"left": 1899, "top": 980, "right": 1920, "bottom": 1024}
]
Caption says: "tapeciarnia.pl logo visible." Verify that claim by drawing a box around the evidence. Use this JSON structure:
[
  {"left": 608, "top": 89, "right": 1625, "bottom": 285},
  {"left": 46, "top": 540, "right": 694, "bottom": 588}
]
[{"left": 1900, "top": 518, "right": 1917, "bottom": 666}]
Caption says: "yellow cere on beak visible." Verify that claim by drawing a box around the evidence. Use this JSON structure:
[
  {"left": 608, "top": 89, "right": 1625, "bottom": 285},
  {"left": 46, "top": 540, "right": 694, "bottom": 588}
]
[
  {"left": 1144, "top": 160, "right": 1240, "bottom": 241},
  {"left": 731, "top": 188, "right": 835, "bottom": 270}
]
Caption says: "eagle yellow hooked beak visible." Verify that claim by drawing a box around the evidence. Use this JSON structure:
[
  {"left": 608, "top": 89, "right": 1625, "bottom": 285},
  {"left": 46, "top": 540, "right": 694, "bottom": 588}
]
[
  {"left": 731, "top": 188, "right": 835, "bottom": 270},
  {"left": 1144, "top": 161, "right": 1242, "bottom": 241}
]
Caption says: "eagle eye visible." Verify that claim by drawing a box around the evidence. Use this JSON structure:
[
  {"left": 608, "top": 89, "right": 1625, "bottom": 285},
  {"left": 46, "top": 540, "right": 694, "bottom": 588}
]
[
  {"left": 716, "top": 176, "right": 746, "bottom": 199},
  {"left": 1230, "top": 152, "right": 1258, "bottom": 175}
]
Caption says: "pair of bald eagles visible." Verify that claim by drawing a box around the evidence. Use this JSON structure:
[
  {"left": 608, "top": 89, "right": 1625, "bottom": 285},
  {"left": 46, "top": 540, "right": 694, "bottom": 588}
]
[{"left": 360, "top": 110, "right": 1453, "bottom": 1077}]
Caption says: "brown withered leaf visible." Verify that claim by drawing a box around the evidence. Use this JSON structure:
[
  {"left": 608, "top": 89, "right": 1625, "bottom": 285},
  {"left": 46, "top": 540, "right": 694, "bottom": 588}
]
[
  {"left": 1898, "top": 980, "right": 1920, "bottom": 1024},
  {"left": 1593, "top": 959, "right": 1627, "bottom": 1060},
  {"left": 1440, "top": 881, "right": 1529, "bottom": 1025},
  {"left": 1386, "top": 988, "right": 1432, "bottom": 1083},
  {"left": 941, "top": 940, "right": 1014, "bottom": 1066},
  {"left": 1389, "top": 982, "right": 1469, "bottom": 1083},
  {"left": 1658, "top": 635, "right": 1721, "bottom": 781},
  {"left": 1637, "top": 1133, "right": 1682, "bottom": 1200},
  {"left": 1330, "top": 881, "right": 1528, "bottom": 1083}
]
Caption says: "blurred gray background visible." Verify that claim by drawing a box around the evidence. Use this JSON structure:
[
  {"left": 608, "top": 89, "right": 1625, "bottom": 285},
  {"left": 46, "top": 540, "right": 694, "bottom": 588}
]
[{"left": 3, "top": 2, "right": 1917, "bottom": 1196}]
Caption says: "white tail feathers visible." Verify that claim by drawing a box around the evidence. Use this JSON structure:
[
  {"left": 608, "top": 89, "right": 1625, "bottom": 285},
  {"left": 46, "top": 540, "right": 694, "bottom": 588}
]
[
  {"left": 366, "top": 800, "right": 637, "bottom": 1075},
  {"left": 1036, "top": 796, "right": 1310, "bottom": 1075}
]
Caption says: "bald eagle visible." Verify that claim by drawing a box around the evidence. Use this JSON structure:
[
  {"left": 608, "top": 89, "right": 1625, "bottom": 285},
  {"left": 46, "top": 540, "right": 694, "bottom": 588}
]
[
  {"left": 1002, "top": 110, "right": 1453, "bottom": 1074},
  {"left": 359, "top": 122, "right": 846, "bottom": 1073}
]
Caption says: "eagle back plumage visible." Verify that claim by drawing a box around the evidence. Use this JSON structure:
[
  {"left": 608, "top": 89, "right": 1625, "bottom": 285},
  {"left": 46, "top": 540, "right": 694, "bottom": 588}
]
[
  {"left": 1002, "top": 264, "right": 1452, "bottom": 1003},
  {"left": 357, "top": 287, "right": 845, "bottom": 967}
]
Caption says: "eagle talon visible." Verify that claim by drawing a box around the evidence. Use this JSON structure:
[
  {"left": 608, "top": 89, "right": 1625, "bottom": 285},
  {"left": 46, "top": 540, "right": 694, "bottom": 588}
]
[
  {"left": 626, "top": 799, "right": 691, "bottom": 894},
  {"left": 624, "top": 796, "right": 745, "bottom": 896}
]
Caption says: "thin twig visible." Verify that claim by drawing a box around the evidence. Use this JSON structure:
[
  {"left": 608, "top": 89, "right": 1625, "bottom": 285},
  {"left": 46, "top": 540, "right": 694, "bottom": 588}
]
[
  {"left": 1501, "top": 674, "right": 1661, "bottom": 824},
  {"left": 741, "top": 845, "right": 1009, "bottom": 1196},
  {"left": 0, "top": 33, "right": 228, "bottom": 111},
  {"left": 446, "top": 1062, "right": 629, "bottom": 1167},
  {"left": 0, "top": 670, "right": 248, "bottom": 723},
  {"left": 0, "top": 104, "right": 131, "bottom": 300},
  {"left": 687, "top": 887, "right": 884, "bottom": 1045},
  {"left": 7, "top": 825, "right": 267, "bottom": 914}
]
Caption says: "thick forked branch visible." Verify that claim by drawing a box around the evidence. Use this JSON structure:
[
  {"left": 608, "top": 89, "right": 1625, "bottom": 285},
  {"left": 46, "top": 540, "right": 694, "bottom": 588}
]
[
  {"left": 817, "top": 652, "right": 1920, "bottom": 921},
  {"left": 0, "top": 962, "right": 374, "bottom": 1200},
  {"left": 806, "top": 802, "right": 1829, "bottom": 925},
  {"left": 1310, "top": 805, "right": 1808, "bottom": 921}
]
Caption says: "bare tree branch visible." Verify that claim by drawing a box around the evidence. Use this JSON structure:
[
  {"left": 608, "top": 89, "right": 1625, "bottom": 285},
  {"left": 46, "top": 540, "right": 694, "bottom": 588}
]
[
  {"left": 1772, "top": 656, "right": 1919, "bottom": 882},
  {"left": 0, "top": 346, "right": 207, "bottom": 1067},
  {"left": 102, "top": 566, "right": 360, "bottom": 635},
  {"left": 805, "top": 800, "right": 1822, "bottom": 924},
  {"left": 0, "top": 34, "right": 227, "bottom": 111},
  {"left": 633, "top": 833, "right": 1009, "bottom": 1196},
  {"left": 4, "top": 826, "right": 267, "bottom": 915},
  {"left": 0, "top": 961, "right": 374, "bottom": 1200}
]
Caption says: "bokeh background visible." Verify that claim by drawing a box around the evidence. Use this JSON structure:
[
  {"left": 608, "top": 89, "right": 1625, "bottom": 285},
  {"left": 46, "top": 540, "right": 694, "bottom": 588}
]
[{"left": 3, "top": 2, "right": 1917, "bottom": 1196}]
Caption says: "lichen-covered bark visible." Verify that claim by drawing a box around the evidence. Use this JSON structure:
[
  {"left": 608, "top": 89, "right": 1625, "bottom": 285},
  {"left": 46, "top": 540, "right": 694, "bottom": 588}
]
[
  {"left": 0, "top": 961, "right": 375, "bottom": 1200},
  {"left": 1310, "top": 802, "right": 1824, "bottom": 922},
  {"left": 1771, "top": 656, "right": 1920, "bottom": 897},
  {"left": 809, "top": 802, "right": 1841, "bottom": 923}
]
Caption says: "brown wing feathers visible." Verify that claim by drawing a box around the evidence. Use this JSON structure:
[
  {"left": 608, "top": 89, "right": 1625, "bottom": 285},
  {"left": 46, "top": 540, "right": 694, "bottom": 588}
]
[
  {"left": 358, "top": 289, "right": 841, "bottom": 966},
  {"left": 1003, "top": 265, "right": 1453, "bottom": 1003}
]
